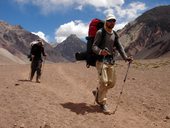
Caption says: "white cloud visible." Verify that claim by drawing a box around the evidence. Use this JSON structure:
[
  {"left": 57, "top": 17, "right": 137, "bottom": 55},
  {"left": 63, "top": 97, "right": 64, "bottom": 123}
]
[
  {"left": 15, "top": 0, "right": 146, "bottom": 20},
  {"left": 15, "top": 0, "right": 147, "bottom": 42},
  {"left": 55, "top": 20, "right": 88, "bottom": 43},
  {"left": 113, "top": 2, "right": 146, "bottom": 21},
  {"left": 15, "top": 0, "right": 30, "bottom": 4},
  {"left": 55, "top": 20, "right": 128, "bottom": 43},
  {"left": 114, "top": 22, "right": 128, "bottom": 31},
  {"left": 32, "top": 31, "right": 49, "bottom": 42},
  {"left": 15, "top": 0, "right": 125, "bottom": 14}
]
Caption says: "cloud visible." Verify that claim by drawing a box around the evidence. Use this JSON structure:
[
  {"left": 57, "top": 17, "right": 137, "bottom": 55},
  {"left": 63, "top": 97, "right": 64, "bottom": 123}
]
[
  {"left": 55, "top": 20, "right": 130, "bottom": 43},
  {"left": 15, "top": 0, "right": 30, "bottom": 4},
  {"left": 114, "top": 22, "right": 128, "bottom": 31},
  {"left": 103, "top": 2, "right": 146, "bottom": 22},
  {"left": 81, "top": 0, "right": 125, "bottom": 8},
  {"left": 55, "top": 20, "right": 88, "bottom": 43},
  {"left": 32, "top": 31, "right": 49, "bottom": 42},
  {"left": 15, "top": 0, "right": 147, "bottom": 42},
  {"left": 55, "top": 1, "right": 146, "bottom": 43},
  {"left": 15, "top": 0, "right": 125, "bottom": 14},
  {"left": 15, "top": 0, "right": 146, "bottom": 22},
  {"left": 15, "top": 0, "right": 146, "bottom": 19}
]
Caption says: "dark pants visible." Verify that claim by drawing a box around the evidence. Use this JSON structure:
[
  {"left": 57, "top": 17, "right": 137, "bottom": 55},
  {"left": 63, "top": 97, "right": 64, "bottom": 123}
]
[{"left": 30, "top": 59, "right": 42, "bottom": 81}]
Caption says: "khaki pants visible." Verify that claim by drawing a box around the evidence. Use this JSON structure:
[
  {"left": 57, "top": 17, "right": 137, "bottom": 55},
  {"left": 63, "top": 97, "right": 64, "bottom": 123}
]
[{"left": 96, "top": 61, "right": 116, "bottom": 105}]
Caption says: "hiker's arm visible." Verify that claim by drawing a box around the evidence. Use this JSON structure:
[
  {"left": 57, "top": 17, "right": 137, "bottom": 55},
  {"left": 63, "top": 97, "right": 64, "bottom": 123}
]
[
  {"left": 31, "top": 45, "right": 36, "bottom": 56},
  {"left": 41, "top": 47, "right": 46, "bottom": 57},
  {"left": 92, "top": 30, "right": 103, "bottom": 55},
  {"left": 30, "top": 46, "right": 35, "bottom": 60}
]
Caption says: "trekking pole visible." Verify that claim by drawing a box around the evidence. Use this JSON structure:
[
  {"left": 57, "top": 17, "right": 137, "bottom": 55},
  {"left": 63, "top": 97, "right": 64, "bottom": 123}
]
[
  {"left": 41, "top": 57, "right": 46, "bottom": 75},
  {"left": 123, "top": 61, "right": 131, "bottom": 83},
  {"left": 112, "top": 61, "right": 131, "bottom": 114}
]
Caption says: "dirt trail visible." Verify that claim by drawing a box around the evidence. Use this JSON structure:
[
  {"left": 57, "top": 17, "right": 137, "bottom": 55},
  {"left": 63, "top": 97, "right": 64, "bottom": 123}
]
[{"left": 0, "top": 59, "right": 170, "bottom": 128}]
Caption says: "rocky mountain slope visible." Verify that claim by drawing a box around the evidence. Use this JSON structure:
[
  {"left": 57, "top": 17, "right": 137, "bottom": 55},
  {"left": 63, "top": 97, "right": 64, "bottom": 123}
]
[
  {"left": 0, "top": 21, "right": 65, "bottom": 63},
  {"left": 0, "top": 59, "right": 170, "bottom": 127},
  {"left": 119, "top": 5, "right": 170, "bottom": 59},
  {"left": 54, "top": 34, "right": 86, "bottom": 61}
]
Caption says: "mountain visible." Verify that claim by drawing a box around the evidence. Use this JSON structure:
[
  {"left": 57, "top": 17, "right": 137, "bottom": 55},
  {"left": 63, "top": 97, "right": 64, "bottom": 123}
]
[
  {"left": 118, "top": 5, "right": 170, "bottom": 59},
  {"left": 0, "top": 21, "right": 65, "bottom": 63},
  {"left": 54, "top": 34, "right": 86, "bottom": 61}
]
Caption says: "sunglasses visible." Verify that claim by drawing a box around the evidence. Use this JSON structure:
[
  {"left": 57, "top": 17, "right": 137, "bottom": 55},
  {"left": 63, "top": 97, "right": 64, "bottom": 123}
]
[{"left": 106, "top": 19, "right": 116, "bottom": 22}]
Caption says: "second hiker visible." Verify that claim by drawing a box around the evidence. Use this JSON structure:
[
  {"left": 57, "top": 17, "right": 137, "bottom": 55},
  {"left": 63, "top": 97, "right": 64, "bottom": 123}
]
[{"left": 29, "top": 39, "right": 47, "bottom": 83}]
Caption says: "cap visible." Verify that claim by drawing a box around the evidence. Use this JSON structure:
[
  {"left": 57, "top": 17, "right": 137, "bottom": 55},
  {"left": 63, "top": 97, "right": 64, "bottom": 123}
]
[
  {"left": 105, "top": 14, "right": 116, "bottom": 21},
  {"left": 37, "top": 39, "right": 44, "bottom": 45}
]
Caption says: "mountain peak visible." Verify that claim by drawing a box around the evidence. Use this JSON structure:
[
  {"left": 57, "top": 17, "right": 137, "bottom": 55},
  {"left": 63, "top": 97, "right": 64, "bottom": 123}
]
[
  {"left": 119, "top": 5, "right": 170, "bottom": 59},
  {"left": 136, "top": 5, "right": 170, "bottom": 32},
  {"left": 67, "top": 34, "right": 79, "bottom": 40}
]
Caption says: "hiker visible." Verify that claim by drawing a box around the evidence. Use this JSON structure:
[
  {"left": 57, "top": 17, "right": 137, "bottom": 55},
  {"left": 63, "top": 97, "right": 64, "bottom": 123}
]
[
  {"left": 29, "top": 39, "right": 46, "bottom": 83},
  {"left": 92, "top": 14, "right": 133, "bottom": 113}
]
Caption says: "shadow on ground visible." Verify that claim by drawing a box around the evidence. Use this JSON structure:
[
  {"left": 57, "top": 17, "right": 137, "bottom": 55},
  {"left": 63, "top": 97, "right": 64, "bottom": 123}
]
[
  {"left": 61, "top": 102, "right": 102, "bottom": 115},
  {"left": 18, "top": 79, "right": 31, "bottom": 82}
]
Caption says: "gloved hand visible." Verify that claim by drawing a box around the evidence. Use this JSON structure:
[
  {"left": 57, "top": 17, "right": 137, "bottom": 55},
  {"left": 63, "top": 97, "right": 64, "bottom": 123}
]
[
  {"left": 125, "top": 56, "right": 133, "bottom": 63},
  {"left": 100, "top": 48, "right": 110, "bottom": 56}
]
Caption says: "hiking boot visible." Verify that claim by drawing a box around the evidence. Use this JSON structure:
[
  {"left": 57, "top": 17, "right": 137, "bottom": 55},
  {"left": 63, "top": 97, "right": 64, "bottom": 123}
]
[
  {"left": 92, "top": 89, "right": 101, "bottom": 105},
  {"left": 36, "top": 76, "right": 41, "bottom": 83},
  {"left": 30, "top": 78, "right": 33, "bottom": 82},
  {"left": 100, "top": 104, "right": 111, "bottom": 114},
  {"left": 30, "top": 76, "right": 33, "bottom": 81},
  {"left": 36, "top": 79, "right": 41, "bottom": 83}
]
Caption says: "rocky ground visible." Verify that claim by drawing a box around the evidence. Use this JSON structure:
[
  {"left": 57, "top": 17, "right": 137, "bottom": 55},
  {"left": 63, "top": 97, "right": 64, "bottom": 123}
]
[{"left": 0, "top": 58, "right": 170, "bottom": 128}]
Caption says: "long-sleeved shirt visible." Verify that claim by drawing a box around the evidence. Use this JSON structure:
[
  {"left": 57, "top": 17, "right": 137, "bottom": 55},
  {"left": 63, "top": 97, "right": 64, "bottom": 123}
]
[{"left": 92, "top": 29, "right": 127, "bottom": 60}]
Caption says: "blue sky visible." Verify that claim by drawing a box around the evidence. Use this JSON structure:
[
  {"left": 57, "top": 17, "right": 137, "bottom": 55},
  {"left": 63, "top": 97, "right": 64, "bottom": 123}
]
[{"left": 0, "top": 0, "right": 169, "bottom": 43}]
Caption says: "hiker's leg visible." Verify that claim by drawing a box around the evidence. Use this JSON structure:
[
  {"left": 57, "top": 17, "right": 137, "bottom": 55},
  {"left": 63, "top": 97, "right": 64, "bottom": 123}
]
[
  {"left": 96, "top": 61, "right": 109, "bottom": 105},
  {"left": 30, "top": 61, "right": 36, "bottom": 81},
  {"left": 98, "top": 82, "right": 108, "bottom": 105},
  {"left": 36, "top": 60, "right": 42, "bottom": 82},
  {"left": 107, "top": 64, "right": 116, "bottom": 89}
]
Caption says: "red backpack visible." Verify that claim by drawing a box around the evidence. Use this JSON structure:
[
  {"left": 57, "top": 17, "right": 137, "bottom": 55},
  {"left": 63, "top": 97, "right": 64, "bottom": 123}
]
[
  {"left": 75, "top": 18, "right": 105, "bottom": 67},
  {"left": 88, "top": 18, "right": 104, "bottom": 37}
]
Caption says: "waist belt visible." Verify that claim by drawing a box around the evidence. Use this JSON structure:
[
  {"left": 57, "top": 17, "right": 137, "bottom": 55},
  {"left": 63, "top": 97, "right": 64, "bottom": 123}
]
[{"left": 98, "top": 55, "right": 115, "bottom": 65}]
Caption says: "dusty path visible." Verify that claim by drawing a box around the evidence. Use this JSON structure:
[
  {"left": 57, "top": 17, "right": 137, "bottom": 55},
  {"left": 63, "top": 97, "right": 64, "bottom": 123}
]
[{"left": 0, "top": 59, "right": 170, "bottom": 128}]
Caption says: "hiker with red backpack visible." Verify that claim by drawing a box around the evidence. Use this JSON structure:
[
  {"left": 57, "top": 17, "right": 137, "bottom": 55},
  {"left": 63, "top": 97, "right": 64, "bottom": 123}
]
[{"left": 92, "top": 14, "right": 133, "bottom": 113}]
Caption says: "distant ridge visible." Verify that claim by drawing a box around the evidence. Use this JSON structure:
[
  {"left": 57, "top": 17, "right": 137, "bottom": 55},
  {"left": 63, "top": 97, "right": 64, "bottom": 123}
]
[
  {"left": 118, "top": 5, "right": 170, "bottom": 59},
  {"left": 0, "top": 21, "right": 66, "bottom": 63}
]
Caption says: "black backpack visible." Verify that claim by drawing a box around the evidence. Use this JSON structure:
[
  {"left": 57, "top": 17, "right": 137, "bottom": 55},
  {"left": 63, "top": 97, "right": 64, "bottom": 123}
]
[
  {"left": 85, "top": 28, "right": 107, "bottom": 67},
  {"left": 27, "top": 41, "right": 39, "bottom": 61},
  {"left": 75, "top": 28, "right": 107, "bottom": 68}
]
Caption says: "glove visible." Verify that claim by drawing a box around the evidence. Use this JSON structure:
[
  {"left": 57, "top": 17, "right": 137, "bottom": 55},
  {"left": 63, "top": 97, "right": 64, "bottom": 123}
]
[
  {"left": 100, "top": 49, "right": 110, "bottom": 56},
  {"left": 125, "top": 56, "right": 133, "bottom": 63}
]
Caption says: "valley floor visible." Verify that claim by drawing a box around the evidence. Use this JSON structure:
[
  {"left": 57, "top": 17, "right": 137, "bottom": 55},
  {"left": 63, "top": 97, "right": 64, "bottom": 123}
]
[{"left": 0, "top": 58, "right": 170, "bottom": 128}]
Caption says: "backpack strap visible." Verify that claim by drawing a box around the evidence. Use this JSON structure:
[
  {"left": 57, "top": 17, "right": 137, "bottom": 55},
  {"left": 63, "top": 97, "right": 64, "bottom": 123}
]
[
  {"left": 100, "top": 29, "right": 119, "bottom": 47},
  {"left": 98, "top": 28, "right": 106, "bottom": 47},
  {"left": 113, "top": 30, "right": 118, "bottom": 40}
]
